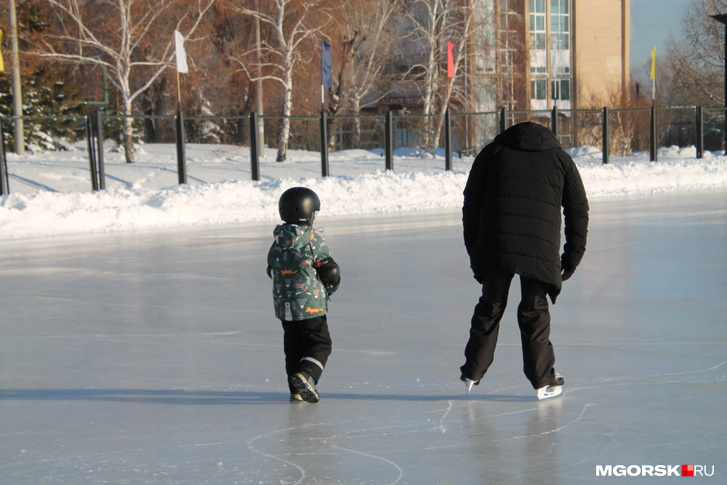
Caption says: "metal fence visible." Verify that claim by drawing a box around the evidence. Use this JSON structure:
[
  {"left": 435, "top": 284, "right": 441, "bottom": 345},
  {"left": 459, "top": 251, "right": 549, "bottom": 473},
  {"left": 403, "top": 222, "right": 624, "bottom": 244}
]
[{"left": 1, "top": 105, "right": 725, "bottom": 195}]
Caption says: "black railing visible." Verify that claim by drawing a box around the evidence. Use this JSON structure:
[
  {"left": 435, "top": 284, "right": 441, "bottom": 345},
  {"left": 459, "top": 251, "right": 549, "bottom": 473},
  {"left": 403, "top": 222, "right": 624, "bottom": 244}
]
[{"left": 0, "top": 105, "right": 724, "bottom": 195}]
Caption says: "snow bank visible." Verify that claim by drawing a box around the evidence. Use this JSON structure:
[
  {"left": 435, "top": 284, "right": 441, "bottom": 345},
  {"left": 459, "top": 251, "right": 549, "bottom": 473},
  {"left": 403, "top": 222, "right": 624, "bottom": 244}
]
[{"left": 1, "top": 144, "right": 725, "bottom": 239}]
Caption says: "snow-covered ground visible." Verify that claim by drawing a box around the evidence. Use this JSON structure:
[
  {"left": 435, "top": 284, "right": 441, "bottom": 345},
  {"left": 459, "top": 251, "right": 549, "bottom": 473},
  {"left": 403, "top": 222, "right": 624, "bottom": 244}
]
[{"left": 1, "top": 142, "right": 726, "bottom": 239}]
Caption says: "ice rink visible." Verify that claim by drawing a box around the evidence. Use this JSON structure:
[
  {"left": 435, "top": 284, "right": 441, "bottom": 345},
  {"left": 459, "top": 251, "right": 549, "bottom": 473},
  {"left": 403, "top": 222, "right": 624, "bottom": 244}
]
[{"left": 1, "top": 190, "right": 725, "bottom": 484}]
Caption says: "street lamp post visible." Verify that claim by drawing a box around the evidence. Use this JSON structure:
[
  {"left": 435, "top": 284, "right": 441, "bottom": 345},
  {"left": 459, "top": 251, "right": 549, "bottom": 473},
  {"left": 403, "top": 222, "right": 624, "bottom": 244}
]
[
  {"left": 9, "top": 0, "right": 24, "bottom": 155},
  {"left": 711, "top": 14, "right": 727, "bottom": 155}
]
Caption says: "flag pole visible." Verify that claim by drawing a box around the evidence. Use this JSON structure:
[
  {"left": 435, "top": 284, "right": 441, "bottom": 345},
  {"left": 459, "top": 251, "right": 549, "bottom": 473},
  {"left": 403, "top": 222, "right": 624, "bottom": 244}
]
[
  {"left": 651, "top": 46, "right": 656, "bottom": 106},
  {"left": 321, "top": 39, "right": 332, "bottom": 111},
  {"left": 173, "top": 30, "right": 188, "bottom": 184},
  {"left": 321, "top": 39, "right": 324, "bottom": 110},
  {"left": 446, "top": 41, "right": 454, "bottom": 101},
  {"left": 320, "top": 38, "right": 331, "bottom": 177},
  {"left": 177, "top": 70, "right": 182, "bottom": 107},
  {"left": 174, "top": 30, "right": 189, "bottom": 107}
]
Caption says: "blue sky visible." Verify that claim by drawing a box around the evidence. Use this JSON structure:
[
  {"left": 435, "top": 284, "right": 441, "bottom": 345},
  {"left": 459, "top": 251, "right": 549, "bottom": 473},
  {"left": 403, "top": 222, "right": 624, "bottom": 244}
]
[{"left": 630, "top": 0, "right": 691, "bottom": 72}]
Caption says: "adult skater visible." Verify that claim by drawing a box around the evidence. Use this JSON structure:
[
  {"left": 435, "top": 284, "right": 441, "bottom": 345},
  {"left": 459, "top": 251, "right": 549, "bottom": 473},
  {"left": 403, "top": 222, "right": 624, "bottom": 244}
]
[
  {"left": 267, "top": 187, "right": 341, "bottom": 403},
  {"left": 460, "top": 121, "right": 589, "bottom": 400}
]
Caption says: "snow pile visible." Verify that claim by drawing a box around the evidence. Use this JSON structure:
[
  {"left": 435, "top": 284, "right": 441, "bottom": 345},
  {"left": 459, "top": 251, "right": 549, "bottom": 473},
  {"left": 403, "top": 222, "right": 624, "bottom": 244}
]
[{"left": 0, "top": 143, "right": 725, "bottom": 240}]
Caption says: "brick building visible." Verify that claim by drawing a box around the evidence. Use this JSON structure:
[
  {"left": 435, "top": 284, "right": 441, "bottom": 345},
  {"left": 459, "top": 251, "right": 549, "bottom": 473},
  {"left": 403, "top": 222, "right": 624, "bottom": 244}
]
[{"left": 481, "top": 0, "right": 630, "bottom": 112}]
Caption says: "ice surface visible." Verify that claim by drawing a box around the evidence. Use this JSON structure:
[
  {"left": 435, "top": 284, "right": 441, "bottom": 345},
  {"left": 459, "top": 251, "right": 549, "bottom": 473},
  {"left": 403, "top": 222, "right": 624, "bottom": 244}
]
[{"left": 1, "top": 191, "right": 726, "bottom": 484}]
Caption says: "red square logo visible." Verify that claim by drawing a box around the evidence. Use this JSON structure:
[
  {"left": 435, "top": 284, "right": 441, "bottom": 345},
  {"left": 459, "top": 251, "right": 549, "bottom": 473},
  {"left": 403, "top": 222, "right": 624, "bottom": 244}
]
[{"left": 682, "top": 465, "right": 694, "bottom": 477}]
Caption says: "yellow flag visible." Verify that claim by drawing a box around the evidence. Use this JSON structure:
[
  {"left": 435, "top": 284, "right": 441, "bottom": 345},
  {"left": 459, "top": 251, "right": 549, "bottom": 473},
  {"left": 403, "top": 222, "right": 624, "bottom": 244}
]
[
  {"left": 650, "top": 45, "right": 656, "bottom": 80},
  {"left": 0, "top": 29, "right": 4, "bottom": 72}
]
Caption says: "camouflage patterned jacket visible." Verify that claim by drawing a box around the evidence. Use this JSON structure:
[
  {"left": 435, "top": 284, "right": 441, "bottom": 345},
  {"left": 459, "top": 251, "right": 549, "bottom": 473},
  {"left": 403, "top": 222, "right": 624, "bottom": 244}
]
[{"left": 267, "top": 223, "right": 337, "bottom": 321}]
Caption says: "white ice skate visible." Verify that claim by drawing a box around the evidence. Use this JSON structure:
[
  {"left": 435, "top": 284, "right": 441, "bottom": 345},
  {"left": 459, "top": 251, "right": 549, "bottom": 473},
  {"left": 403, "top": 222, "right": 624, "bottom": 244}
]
[
  {"left": 536, "top": 373, "right": 564, "bottom": 401},
  {"left": 465, "top": 378, "right": 475, "bottom": 394},
  {"left": 462, "top": 377, "right": 479, "bottom": 394}
]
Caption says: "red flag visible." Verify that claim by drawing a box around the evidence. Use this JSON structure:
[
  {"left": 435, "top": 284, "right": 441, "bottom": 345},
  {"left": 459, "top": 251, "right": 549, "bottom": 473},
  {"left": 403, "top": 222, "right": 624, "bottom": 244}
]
[{"left": 447, "top": 41, "right": 454, "bottom": 78}]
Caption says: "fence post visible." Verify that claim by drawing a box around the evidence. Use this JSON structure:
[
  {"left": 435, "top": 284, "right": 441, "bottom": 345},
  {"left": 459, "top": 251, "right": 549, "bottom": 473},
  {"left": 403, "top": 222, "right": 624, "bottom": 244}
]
[
  {"left": 249, "top": 112, "right": 260, "bottom": 181},
  {"left": 385, "top": 111, "right": 394, "bottom": 171},
  {"left": 95, "top": 110, "right": 106, "bottom": 190},
  {"left": 320, "top": 111, "right": 329, "bottom": 177},
  {"left": 551, "top": 105, "right": 558, "bottom": 138},
  {"left": 0, "top": 117, "right": 8, "bottom": 195},
  {"left": 499, "top": 106, "right": 507, "bottom": 133},
  {"left": 86, "top": 112, "right": 99, "bottom": 191},
  {"left": 696, "top": 106, "right": 704, "bottom": 159},
  {"left": 444, "top": 109, "right": 452, "bottom": 171},
  {"left": 175, "top": 103, "right": 187, "bottom": 184},
  {"left": 602, "top": 107, "right": 609, "bottom": 165},
  {"left": 650, "top": 105, "right": 658, "bottom": 162}
]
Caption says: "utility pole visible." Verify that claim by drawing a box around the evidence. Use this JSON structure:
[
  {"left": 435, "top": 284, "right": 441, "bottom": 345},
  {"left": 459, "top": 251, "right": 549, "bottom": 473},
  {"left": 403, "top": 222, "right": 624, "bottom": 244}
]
[
  {"left": 711, "top": 14, "right": 727, "bottom": 155},
  {"left": 8, "top": 0, "right": 24, "bottom": 155}
]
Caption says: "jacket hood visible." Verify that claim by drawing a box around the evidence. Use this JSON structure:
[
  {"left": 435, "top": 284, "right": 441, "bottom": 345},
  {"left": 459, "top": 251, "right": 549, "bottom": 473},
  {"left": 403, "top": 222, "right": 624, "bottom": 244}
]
[
  {"left": 495, "top": 122, "right": 562, "bottom": 152},
  {"left": 273, "top": 223, "right": 314, "bottom": 250}
]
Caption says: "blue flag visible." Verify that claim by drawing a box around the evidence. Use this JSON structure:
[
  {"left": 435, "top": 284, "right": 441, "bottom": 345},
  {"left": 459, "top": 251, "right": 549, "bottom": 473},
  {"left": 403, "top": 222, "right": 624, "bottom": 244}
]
[{"left": 321, "top": 39, "right": 332, "bottom": 89}]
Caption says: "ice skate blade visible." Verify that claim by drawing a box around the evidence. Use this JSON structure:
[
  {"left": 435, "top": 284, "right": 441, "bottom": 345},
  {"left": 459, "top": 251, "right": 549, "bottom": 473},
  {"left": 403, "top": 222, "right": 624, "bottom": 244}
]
[
  {"left": 536, "top": 385, "right": 563, "bottom": 401},
  {"left": 465, "top": 378, "right": 475, "bottom": 394}
]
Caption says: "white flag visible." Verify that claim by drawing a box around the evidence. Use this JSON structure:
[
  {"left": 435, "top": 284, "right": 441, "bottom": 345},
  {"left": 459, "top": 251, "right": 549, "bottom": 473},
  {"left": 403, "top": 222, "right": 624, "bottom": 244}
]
[{"left": 174, "top": 30, "right": 189, "bottom": 73}]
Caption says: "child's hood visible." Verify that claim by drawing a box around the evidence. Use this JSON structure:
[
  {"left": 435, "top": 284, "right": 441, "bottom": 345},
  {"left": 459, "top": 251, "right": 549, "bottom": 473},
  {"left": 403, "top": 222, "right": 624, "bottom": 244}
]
[{"left": 272, "top": 223, "right": 315, "bottom": 250}]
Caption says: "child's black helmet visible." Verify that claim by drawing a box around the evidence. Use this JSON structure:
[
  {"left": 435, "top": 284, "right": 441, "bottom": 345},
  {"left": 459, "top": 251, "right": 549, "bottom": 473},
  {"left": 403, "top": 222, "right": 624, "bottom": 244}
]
[{"left": 278, "top": 187, "right": 321, "bottom": 224}]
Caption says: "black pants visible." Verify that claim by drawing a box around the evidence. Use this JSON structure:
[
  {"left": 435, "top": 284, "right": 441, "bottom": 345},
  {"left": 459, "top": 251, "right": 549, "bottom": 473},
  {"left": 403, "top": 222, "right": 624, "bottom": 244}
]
[
  {"left": 281, "top": 315, "right": 332, "bottom": 392},
  {"left": 461, "top": 271, "right": 556, "bottom": 389}
]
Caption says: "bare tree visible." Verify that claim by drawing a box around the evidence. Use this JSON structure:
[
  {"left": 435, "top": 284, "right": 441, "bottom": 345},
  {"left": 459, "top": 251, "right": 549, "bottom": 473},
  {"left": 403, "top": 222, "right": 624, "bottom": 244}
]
[
  {"left": 401, "top": 0, "right": 478, "bottom": 152},
  {"left": 585, "top": 85, "right": 653, "bottom": 155},
  {"left": 227, "top": 0, "right": 334, "bottom": 162},
  {"left": 333, "top": 0, "right": 403, "bottom": 147},
  {"left": 435, "top": 2, "right": 478, "bottom": 145},
  {"left": 36, "top": 0, "right": 215, "bottom": 163},
  {"left": 667, "top": 0, "right": 726, "bottom": 107}
]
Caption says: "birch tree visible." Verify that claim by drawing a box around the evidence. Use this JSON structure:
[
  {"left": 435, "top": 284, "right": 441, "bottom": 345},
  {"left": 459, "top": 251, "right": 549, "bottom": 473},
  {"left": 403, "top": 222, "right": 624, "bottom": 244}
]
[
  {"left": 334, "top": 0, "right": 403, "bottom": 147},
  {"left": 228, "top": 0, "right": 334, "bottom": 162},
  {"left": 402, "top": 0, "right": 477, "bottom": 152},
  {"left": 36, "top": 0, "right": 215, "bottom": 163}
]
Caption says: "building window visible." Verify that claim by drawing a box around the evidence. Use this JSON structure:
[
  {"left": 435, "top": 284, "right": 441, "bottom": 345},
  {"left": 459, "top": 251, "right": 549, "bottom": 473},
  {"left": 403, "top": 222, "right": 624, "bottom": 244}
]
[
  {"left": 531, "top": 79, "right": 547, "bottom": 100},
  {"left": 530, "top": 0, "right": 546, "bottom": 50},
  {"left": 551, "top": 79, "right": 571, "bottom": 101},
  {"left": 550, "top": 0, "right": 570, "bottom": 50}
]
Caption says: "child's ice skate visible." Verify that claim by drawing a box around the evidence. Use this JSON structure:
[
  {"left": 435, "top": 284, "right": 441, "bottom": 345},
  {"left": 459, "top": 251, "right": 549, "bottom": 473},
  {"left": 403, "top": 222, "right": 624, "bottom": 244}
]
[
  {"left": 536, "top": 373, "right": 564, "bottom": 400},
  {"left": 289, "top": 373, "right": 320, "bottom": 403}
]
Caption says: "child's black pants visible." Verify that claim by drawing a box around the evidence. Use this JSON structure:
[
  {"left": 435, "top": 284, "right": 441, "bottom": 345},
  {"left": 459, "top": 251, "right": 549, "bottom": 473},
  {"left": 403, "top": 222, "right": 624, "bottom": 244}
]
[{"left": 281, "top": 315, "right": 332, "bottom": 390}]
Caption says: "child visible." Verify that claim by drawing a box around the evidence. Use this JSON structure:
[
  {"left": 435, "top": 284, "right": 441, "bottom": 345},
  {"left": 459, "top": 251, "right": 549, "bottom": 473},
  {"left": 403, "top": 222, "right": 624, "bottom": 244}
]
[{"left": 266, "top": 187, "right": 340, "bottom": 403}]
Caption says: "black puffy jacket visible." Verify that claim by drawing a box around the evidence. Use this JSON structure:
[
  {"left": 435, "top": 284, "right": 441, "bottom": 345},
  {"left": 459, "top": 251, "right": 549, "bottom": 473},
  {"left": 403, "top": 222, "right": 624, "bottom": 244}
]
[{"left": 463, "top": 122, "right": 589, "bottom": 302}]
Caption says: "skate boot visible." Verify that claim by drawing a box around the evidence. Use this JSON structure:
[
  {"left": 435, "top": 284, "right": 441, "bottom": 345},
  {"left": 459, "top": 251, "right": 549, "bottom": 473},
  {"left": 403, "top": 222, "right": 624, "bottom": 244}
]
[
  {"left": 536, "top": 373, "right": 564, "bottom": 400},
  {"left": 460, "top": 375, "right": 480, "bottom": 394},
  {"left": 289, "top": 373, "right": 320, "bottom": 403}
]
